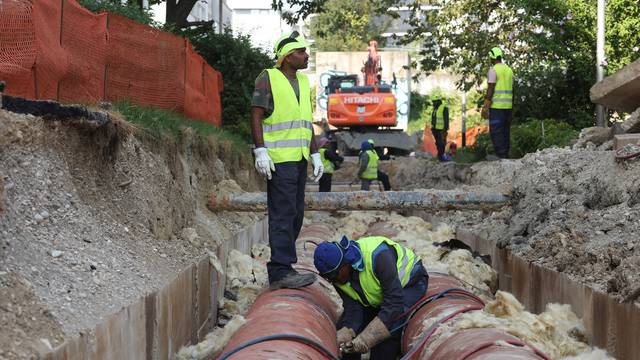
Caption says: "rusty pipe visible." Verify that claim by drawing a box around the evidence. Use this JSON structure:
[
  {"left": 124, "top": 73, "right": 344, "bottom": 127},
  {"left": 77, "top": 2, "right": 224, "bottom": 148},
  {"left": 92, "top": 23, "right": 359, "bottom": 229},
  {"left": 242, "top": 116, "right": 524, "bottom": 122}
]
[
  {"left": 208, "top": 190, "right": 509, "bottom": 212},
  {"left": 218, "top": 225, "right": 340, "bottom": 360}
]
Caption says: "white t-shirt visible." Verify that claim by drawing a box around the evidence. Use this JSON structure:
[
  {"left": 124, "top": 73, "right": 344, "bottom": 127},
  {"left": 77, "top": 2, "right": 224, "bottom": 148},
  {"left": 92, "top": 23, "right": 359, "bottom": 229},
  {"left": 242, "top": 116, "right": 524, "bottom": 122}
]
[{"left": 487, "top": 68, "right": 497, "bottom": 83}]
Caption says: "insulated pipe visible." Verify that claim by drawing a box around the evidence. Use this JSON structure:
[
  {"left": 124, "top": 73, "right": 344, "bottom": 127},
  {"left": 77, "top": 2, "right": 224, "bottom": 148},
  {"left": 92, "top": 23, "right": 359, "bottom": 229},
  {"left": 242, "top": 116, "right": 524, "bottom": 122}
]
[
  {"left": 360, "top": 224, "right": 550, "bottom": 360},
  {"left": 208, "top": 190, "right": 509, "bottom": 212},
  {"left": 218, "top": 224, "right": 340, "bottom": 360}
]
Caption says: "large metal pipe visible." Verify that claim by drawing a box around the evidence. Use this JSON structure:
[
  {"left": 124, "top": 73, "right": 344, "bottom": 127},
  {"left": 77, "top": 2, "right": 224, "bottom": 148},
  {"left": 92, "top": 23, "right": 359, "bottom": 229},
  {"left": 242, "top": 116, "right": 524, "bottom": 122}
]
[
  {"left": 208, "top": 190, "right": 509, "bottom": 212},
  {"left": 358, "top": 221, "right": 549, "bottom": 360},
  {"left": 217, "top": 224, "right": 340, "bottom": 360}
]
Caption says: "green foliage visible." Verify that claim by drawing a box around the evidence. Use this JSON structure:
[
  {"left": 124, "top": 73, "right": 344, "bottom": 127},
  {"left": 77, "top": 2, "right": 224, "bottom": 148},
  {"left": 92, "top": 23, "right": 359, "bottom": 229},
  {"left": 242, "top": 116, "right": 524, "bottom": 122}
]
[
  {"left": 273, "top": 0, "right": 399, "bottom": 25},
  {"left": 408, "top": 89, "right": 486, "bottom": 134},
  {"left": 509, "top": 118, "right": 578, "bottom": 158},
  {"left": 78, "top": 0, "right": 157, "bottom": 26},
  {"left": 400, "top": 0, "right": 601, "bottom": 129},
  {"left": 180, "top": 28, "right": 273, "bottom": 141},
  {"left": 309, "top": 0, "right": 391, "bottom": 51},
  {"left": 114, "top": 101, "right": 248, "bottom": 156},
  {"left": 454, "top": 118, "right": 577, "bottom": 161},
  {"left": 606, "top": 0, "right": 640, "bottom": 73}
]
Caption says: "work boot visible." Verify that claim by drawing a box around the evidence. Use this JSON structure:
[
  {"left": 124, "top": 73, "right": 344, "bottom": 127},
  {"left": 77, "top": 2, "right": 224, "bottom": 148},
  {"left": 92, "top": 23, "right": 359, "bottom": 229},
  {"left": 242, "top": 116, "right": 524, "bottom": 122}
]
[{"left": 269, "top": 272, "right": 316, "bottom": 290}]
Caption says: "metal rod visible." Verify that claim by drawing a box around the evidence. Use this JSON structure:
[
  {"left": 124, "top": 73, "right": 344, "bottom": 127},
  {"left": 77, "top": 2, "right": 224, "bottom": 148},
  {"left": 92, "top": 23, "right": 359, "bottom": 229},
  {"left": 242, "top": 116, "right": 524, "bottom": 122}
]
[
  {"left": 461, "top": 92, "right": 467, "bottom": 147},
  {"left": 208, "top": 190, "right": 509, "bottom": 212},
  {"left": 596, "top": 0, "right": 607, "bottom": 127}
]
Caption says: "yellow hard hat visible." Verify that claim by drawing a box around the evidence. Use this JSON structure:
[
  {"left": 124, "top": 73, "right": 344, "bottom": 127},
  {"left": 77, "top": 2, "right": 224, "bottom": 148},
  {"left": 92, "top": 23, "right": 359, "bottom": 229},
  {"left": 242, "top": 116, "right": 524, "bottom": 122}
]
[
  {"left": 489, "top": 47, "right": 504, "bottom": 59},
  {"left": 274, "top": 31, "right": 310, "bottom": 65}
]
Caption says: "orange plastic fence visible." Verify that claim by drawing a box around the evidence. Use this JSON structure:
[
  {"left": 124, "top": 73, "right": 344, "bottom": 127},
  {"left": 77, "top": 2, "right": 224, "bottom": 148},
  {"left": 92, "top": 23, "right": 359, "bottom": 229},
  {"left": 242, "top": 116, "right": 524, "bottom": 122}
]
[
  {"left": 0, "top": 0, "right": 221, "bottom": 125},
  {"left": 422, "top": 125, "right": 489, "bottom": 156}
]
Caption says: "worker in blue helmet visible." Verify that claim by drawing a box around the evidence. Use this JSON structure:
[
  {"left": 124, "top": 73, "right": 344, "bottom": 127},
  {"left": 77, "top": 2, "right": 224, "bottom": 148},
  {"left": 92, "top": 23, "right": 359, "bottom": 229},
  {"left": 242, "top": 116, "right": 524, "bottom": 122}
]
[
  {"left": 357, "top": 140, "right": 391, "bottom": 191},
  {"left": 314, "top": 235, "right": 428, "bottom": 359},
  {"left": 250, "top": 31, "right": 324, "bottom": 290}
]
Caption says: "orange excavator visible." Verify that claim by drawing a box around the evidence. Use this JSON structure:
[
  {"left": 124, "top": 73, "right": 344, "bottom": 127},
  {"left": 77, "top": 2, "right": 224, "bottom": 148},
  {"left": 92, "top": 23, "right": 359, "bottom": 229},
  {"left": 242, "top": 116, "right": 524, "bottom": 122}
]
[{"left": 324, "top": 41, "right": 415, "bottom": 155}]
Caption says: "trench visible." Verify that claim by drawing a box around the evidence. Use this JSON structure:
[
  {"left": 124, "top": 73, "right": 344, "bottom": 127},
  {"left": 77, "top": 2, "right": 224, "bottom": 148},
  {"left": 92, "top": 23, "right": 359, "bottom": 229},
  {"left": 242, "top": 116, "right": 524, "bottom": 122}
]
[{"left": 39, "top": 208, "right": 640, "bottom": 360}]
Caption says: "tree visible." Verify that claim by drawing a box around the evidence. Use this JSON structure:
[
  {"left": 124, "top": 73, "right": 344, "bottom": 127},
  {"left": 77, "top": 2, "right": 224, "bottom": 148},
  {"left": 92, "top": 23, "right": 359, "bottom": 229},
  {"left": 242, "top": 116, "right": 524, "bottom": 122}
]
[
  {"left": 398, "top": 0, "right": 598, "bottom": 128},
  {"left": 180, "top": 28, "right": 273, "bottom": 140},
  {"left": 309, "top": 0, "right": 390, "bottom": 51},
  {"left": 272, "top": 0, "right": 399, "bottom": 25}
]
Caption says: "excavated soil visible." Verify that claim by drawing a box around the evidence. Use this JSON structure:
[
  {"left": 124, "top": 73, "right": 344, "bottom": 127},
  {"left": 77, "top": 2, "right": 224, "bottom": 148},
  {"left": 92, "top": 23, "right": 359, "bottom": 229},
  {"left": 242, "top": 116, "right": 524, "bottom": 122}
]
[
  {"left": 388, "top": 148, "right": 640, "bottom": 301},
  {"left": 0, "top": 109, "right": 262, "bottom": 359}
]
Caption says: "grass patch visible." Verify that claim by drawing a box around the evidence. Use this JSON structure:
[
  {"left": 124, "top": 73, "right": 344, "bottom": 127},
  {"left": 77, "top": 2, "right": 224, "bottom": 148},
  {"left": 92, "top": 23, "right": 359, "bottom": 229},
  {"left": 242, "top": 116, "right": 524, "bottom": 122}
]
[{"left": 113, "top": 101, "right": 248, "bottom": 156}]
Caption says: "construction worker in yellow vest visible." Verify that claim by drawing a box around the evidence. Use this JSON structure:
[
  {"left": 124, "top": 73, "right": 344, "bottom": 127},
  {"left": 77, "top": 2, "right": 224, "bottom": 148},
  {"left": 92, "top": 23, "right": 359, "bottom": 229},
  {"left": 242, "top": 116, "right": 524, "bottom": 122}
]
[
  {"left": 318, "top": 137, "right": 343, "bottom": 192},
  {"left": 314, "top": 235, "right": 429, "bottom": 359},
  {"left": 250, "top": 31, "right": 324, "bottom": 290},
  {"left": 357, "top": 140, "right": 379, "bottom": 191},
  {"left": 481, "top": 46, "right": 514, "bottom": 159},
  {"left": 430, "top": 94, "right": 450, "bottom": 162}
]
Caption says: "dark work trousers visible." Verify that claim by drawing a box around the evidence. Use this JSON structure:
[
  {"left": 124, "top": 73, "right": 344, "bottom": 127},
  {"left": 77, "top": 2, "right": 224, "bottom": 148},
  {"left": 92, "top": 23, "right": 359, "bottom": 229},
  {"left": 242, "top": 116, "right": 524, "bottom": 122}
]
[
  {"left": 431, "top": 128, "right": 446, "bottom": 160},
  {"left": 319, "top": 173, "right": 333, "bottom": 192},
  {"left": 489, "top": 108, "right": 513, "bottom": 158},
  {"left": 266, "top": 160, "right": 307, "bottom": 284},
  {"left": 340, "top": 275, "right": 428, "bottom": 360},
  {"left": 377, "top": 171, "right": 391, "bottom": 191}
]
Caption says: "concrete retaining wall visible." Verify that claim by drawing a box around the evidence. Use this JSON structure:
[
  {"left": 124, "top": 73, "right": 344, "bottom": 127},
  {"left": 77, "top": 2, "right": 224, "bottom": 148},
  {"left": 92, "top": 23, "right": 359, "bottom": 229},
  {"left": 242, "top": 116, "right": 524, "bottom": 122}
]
[
  {"left": 457, "top": 229, "right": 640, "bottom": 360},
  {"left": 41, "top": 217, "right": 268, "bottom": 360}
]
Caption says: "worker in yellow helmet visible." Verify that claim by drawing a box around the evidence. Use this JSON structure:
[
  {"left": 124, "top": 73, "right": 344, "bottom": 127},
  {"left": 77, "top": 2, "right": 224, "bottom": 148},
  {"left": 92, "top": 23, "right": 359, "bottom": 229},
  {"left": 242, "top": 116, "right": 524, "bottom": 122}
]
[
  {"left": 481, "top": 46, "right": 514, "bottom": 159},
  {"left": 250, "top": 31, "right": 324, "bottom": 290}
]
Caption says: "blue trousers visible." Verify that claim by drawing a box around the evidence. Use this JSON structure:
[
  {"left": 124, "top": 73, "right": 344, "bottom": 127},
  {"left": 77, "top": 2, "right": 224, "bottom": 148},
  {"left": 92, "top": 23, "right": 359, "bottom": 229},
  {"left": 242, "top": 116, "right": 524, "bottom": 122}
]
[
  {"left": 266, "top": 160, "right": 307, "bottom": 283},
  {"left": 340, "top": 274, "right": 428, "bottom": 360},
  {"left": 431, "top": 128, "right": 446, "bottom": 160},
  {"left": 489, "top": 108, "right": 512, "bottom": 158}
]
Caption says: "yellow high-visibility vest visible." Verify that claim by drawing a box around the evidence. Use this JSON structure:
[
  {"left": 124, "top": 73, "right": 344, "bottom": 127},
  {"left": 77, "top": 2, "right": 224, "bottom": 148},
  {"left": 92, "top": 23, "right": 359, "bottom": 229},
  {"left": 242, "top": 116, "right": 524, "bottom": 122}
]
[
  {"left": 491, "top": 63, "right": 514, "bottom": 110},
  {"left": 262, "top": 69, "right": 313, "bottom": 163},
  {"left": 336, "top": 236, "right": 418, "bottom": 307},
  {"left": 319, "top": 148, "right": 335, "bottom": 174},
  {"left": 433, "top": 104, "right": 446, "bottom": 130},
  {"left": 361, "top": 149, "right": 378, "bottom": 180}
]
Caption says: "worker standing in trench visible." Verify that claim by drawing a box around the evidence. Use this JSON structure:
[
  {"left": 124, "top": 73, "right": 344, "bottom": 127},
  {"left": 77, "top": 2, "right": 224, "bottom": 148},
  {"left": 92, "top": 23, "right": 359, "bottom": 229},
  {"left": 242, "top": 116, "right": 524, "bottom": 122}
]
[
  {"left": 318, "top": 137, "right": 344, "bottom": 192},
  {"left": 250, "top": 31, "right": 324, "bottom": 290},
  {"left": 430, "top": 95, "right": 451, "bottom": 162},
  {"left": 357, "top": 140, "right": 391, "bottom": 191},
  {"left": 481, "top": 46, "right": 514, "bottom": 159},
  {"left": 313, "top": 235, "right": 428, "bottom": 359}
]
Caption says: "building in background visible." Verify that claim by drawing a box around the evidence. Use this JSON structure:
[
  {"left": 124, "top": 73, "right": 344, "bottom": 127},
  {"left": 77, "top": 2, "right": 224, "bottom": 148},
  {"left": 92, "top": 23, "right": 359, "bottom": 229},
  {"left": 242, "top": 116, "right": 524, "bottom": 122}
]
[
  {"left": 227, "top": 0, "right": 309, "bottom": 54},
  {"left": 152, "top": 0, "right": 232, "bottom": 32}
]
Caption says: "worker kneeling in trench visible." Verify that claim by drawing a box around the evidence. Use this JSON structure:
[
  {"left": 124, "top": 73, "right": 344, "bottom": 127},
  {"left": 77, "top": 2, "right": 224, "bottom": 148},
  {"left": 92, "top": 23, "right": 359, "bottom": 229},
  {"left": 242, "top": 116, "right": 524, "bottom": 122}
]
[{"left": 314, "top": 235, "right": 428, "bottom": 359}]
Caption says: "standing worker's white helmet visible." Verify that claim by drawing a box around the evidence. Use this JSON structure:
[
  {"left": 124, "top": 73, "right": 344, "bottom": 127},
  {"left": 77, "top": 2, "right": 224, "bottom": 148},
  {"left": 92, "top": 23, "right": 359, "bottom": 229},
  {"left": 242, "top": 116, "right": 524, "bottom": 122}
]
[{"left": 273, "top": 31, "right": 310, "bottom": 68}]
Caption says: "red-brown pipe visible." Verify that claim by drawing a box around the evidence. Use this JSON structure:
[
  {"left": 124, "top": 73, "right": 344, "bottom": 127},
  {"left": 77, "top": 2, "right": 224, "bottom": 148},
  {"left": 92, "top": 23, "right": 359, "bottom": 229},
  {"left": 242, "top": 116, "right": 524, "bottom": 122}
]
[
  {"left": 218, "top": 224, "right": 339, "bottom": 360},
  {"left": 361, "top": 225, "right": 550, "bottom": 360}
]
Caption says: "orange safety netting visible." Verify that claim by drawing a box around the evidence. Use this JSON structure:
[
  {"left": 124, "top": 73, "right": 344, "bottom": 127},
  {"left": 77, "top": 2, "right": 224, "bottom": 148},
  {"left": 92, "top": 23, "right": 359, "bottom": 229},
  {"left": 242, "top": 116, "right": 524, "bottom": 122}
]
[
  {"left": 0, "top": 0, "right": 221, "bottom": 125},
  {"left": 423, "top": 125, "right": 489, "bottom": 156}
]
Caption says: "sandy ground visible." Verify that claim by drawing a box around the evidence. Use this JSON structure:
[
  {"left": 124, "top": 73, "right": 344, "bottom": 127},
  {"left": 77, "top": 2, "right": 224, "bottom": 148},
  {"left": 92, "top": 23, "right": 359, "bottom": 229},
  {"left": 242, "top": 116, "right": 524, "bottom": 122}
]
[
  {"left": 0, "top": 109, "right": 262, "bottom": 359},
  {"left": 385, "top": 148, "right": 640, "bottom": 300}
]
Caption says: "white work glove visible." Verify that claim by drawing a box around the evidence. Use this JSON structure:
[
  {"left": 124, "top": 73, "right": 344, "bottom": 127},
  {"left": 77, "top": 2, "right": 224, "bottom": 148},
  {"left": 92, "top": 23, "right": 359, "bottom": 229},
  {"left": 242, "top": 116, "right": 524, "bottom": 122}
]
[
  {"left": 310, "top": 152, "right": 324, "bottom": 183},
  {"left": 253, "top": 147, "right": 275, "bottom": 180}
]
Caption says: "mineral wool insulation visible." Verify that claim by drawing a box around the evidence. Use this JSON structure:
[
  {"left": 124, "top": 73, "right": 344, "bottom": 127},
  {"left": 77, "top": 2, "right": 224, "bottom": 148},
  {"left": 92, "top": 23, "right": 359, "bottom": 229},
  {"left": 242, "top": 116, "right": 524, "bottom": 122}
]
[{"left": 178, "top": 211, "right": 611, "bottom": 360}]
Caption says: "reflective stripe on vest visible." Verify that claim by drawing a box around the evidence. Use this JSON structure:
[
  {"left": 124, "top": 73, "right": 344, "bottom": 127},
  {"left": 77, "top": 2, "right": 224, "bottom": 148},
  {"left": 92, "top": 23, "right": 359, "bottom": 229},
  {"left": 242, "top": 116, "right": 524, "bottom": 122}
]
[
  {"left": 362, "top": 149, "right": 378, "bottom": 180},
  {"left": 262, "top": 69, "right": 313, "bottom": 163},
  {"left": 433, "top": 104, "right": 446, "bottom": 130},
  {"left": 319, "top": 148, "right": 334, "bottom": 174},
  {"left": 491, "top": 63, "right": 514, "bottom": 110},
  {"left": 336, "top": 236, "right": 418, "bottom": 307}
]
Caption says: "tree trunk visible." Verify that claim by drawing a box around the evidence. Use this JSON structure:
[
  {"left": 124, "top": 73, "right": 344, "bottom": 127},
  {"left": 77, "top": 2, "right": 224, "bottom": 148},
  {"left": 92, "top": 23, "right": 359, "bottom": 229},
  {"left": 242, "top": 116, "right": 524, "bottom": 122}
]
[{"left": 165, "top": 0, "right": 200, "bottom": 28}]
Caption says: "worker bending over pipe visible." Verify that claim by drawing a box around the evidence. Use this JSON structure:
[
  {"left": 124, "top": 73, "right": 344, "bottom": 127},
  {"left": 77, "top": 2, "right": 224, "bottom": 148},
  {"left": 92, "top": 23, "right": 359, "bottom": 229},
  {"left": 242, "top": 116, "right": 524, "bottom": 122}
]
[{"left": 313, "top": 235, "right": 428, "bottom": 359}]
